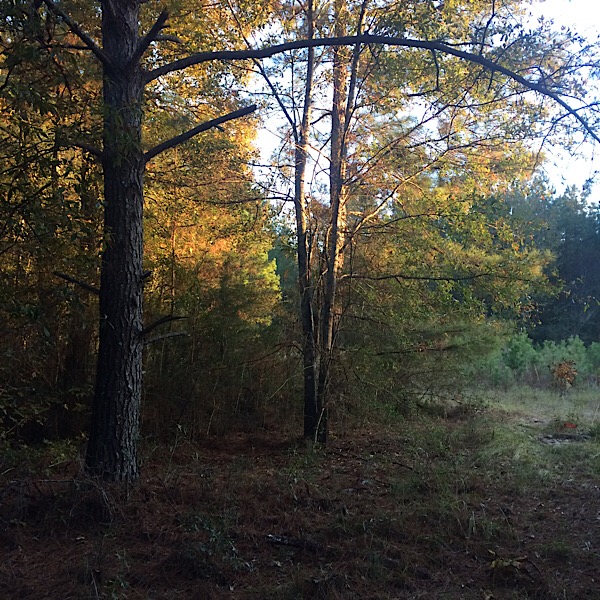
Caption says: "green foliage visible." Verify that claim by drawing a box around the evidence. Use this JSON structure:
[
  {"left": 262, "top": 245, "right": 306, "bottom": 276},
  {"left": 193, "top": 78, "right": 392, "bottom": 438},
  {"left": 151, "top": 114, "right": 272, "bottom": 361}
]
[
  {"left": 325, "top": 175, "right": 552, "bottom": 414},
  {"left": 498, "top": 180, "right": 600, "bottom": 344},
  {"left": 0, "top": 2, "right": 103, "bottom": 444},
  {"left": 472, "top": 333, "right": 600, "bottom": 389},
  {"left": 0, "top": 0, "right": 283, "bottom": 445},
  {"left": 141, "top": 113, "right": 284, "bottom": 438},
  {"left": 2, "top": 0, "right": 599, "bottom": 450},
  {"left": 503, "top": 333, "right": 538, "bottom": 374}
]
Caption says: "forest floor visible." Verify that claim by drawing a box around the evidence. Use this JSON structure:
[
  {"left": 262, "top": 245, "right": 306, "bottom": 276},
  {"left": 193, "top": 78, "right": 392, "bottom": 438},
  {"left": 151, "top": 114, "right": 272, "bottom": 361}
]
[{"left": 1, "top": 388, "right": 600, "bottom": 599}]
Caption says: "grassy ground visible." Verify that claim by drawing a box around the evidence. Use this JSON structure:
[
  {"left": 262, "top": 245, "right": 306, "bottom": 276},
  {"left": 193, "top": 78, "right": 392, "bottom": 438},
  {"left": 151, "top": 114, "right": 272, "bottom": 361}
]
[{"left": 1, "top": 386, "right": 600, "bottom": 599}]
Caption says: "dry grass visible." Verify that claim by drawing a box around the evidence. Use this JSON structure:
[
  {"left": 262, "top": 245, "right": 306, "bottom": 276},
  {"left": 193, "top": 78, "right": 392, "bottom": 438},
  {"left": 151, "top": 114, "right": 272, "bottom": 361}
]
[{"left": 1, "top": 393, "right": 600, "bottom": 599}]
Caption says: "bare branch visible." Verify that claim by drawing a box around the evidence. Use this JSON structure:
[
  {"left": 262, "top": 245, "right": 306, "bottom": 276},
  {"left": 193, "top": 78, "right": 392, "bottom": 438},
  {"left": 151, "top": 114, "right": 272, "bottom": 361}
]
[
  {"left": 155, "top": 35, "right": 182, "bottom": 44},
  {"left": 144, "top": 331, "right": 189, "bottom": 345},
  {"left": 145, "top": 34, "right": 600, "bottom": 143},
  {"left": 478, "top": 0, "right": 496, "bottom": 55},
  {"left": 376, "top": 345, "right": 462, "bottom": 355},
  {"left": 39, "top": 0, "right": 109, "bottom": 67},
  {"left": 254, "top": 59, "right": 297, "bottom": 135},
  {"left": 343, "top": 0, "right": 369, "bottom": 131},
  {"left": 223, "top": 0, "right": 298, "bottom": 135},
  {"left": 144, "top": 105, "right": 257, "bottom": 163},
  {"left": 53, "top": 271, "right": 100, "bottom": 295},
  {"left": 347, "top": 270, "right": 540, "bottom": 284}
]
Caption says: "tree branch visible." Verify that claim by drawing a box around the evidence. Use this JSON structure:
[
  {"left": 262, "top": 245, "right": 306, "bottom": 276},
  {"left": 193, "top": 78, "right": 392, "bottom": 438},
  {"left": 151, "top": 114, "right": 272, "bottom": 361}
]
[
  {"left": 222, "top": 2, "right": 298, "bottom": 136},
  {"left": 344, "top": 271, "right": 492, "bottom": 282},
  {"left": 39, "top": 0, "right": 110, "bottom": 67},
  {"left": 144, "top": 331, "right": 189, "bottom": 345},
  {"left": 253, "top": 59, "right": 297, "bottom": 137},
  {"left": 53, "top": 271, "right": 100, "bottom": 295},
  {"left": 71, "top": 141, "right": 103, "bottom": 159},
  {"left": 140, "top": 315, "right": 187, "bottom": 338},
  {"left": 155, "top": 34, "right": 182, "bottom": 44},
  {"left": 376, "top": 344, "right": 462, "bottom": 355},
  {"left": 145, "top": 35, "right": 600, "bottom": 143},
  {"left": 131, "top": 8, "right": 170, "bottom": 67},
  {"left": 144, "top": 105, "right": 257, "bottom": 163}
]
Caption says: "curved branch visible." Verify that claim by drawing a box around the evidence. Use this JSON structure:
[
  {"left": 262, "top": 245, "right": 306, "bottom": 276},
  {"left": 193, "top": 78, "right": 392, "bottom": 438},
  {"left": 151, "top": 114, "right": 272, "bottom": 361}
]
[
  {"left": 144, "top": 331, "right": 189, "bottom": 345},
  {"left": 343, "top": 271, "right": 492, "bottom": 282},
  {"left": 346, "top": 270, "right": 540, "bottom": 284},
  {"left": 144, "top": 105, "right": 257, "bottom": 163},
  {"left": 140, "top": 315, "right": 187, "bottom": 338},
  {"left": 146, "top": 34, "right": 600, "bottom": 143}
]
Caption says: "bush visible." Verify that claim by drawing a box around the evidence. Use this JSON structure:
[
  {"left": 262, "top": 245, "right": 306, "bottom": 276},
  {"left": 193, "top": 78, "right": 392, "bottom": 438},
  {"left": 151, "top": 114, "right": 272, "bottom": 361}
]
[{"left": 471, "top": 333, "right": 600, "bottom": 390}]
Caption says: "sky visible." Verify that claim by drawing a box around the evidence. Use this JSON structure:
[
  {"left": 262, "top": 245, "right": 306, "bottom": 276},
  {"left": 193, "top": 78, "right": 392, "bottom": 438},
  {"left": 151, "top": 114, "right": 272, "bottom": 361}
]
[
  {"left": 534, "top": 0, "right": 598, "bottom": 37},
  {"left": 528, "top": 0, "right": 600, "bottom": 196}
]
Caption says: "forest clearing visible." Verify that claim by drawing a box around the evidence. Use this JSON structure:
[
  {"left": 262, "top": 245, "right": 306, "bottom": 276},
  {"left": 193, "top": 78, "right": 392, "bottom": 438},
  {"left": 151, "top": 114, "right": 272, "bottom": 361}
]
[{"left": 2, "top": 388, "right": 600, "bottom": 599}]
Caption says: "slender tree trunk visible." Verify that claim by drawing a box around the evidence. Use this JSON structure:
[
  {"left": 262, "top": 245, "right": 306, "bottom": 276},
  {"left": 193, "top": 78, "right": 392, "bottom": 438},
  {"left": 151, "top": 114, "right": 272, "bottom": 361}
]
[
  {"left": 314, "top": 0, "right": 367, "bottom": 443},
  {"left": 85, "top": 0, "right": 145, "bottom": 481},
  {"left": 294, "top": 0, "right": 322, "bottom": 441},
  {"left": 298, "top": 150, "right": 319, "bottom": 439},
  {"left": 314, "top": 0, "right": 351, "bottom": 444}
]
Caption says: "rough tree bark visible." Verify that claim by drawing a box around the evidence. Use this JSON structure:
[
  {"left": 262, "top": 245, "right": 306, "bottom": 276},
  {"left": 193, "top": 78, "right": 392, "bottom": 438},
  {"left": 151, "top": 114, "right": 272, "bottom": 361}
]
[
  {"left": 314, "top": 51, "right": 346, "bottom": 443},
  {"left": 249, "top": 0, "right": 321, "bottom": 440},
  {"left": 85, "top": 0, "right": 145, "bottom": 480}
]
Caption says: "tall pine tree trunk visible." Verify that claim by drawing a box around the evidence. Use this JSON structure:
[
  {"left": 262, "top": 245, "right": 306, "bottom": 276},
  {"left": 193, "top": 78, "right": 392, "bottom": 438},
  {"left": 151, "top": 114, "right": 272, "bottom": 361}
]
[
  {"left": 314, "top": 0, "right": 366, "bottom": 443},
  {"left": 85, "top": 0, "right": 145, "bottom": 480},
  {"left": 313, "top": 0, "right": 350, "bottom": 444}
]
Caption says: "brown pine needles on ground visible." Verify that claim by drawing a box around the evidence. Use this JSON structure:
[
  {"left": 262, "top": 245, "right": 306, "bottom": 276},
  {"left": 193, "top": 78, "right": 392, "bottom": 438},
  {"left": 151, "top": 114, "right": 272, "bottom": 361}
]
[{"left": 1, "top": 400, "right": 600, "bottom": 599}]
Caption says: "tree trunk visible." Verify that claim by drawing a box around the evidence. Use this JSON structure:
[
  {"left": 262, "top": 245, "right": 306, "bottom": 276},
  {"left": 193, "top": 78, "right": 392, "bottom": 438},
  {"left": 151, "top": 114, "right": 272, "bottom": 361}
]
[
  {"left": 85, "top": 0, "right": 145, "bottom": 481},
  {"left": 298, "top": 159, "right": 319, "bottom": 439},
  {"left": 294, "top": 0, "right": 322, "bottom": 441},
  {"left": 314, "top": 0, "right": 351, "bottom": 444},
  {"left": 314, "top": 0, "right": 366, "bottom": 443}
]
